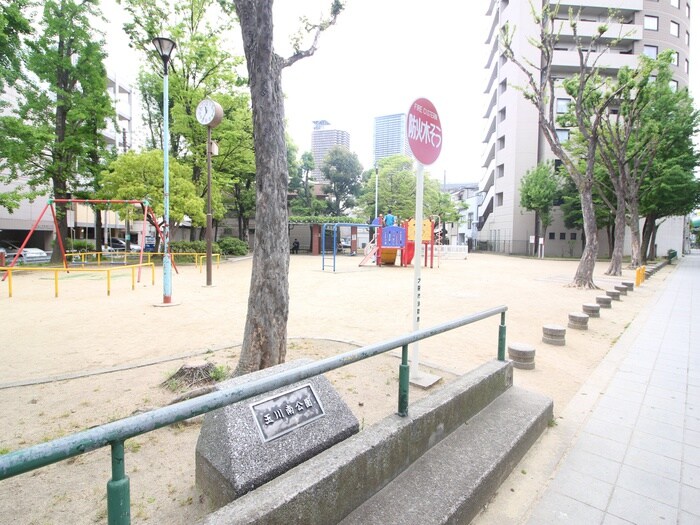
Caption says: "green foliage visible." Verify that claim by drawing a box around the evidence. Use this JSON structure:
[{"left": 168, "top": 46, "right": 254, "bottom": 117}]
[
  {"left": 288, "top": 216, "right": 366, "bottom": 224},
  {"left": 357, "top": 155, "right": 460, "bottom": 223},
  {"left": 210, "top": 365, "right": 230, "bottom": 382},
  {"left": 100, "top": 150, "right": 206, "bottom": 227},
  {"left": 170, "top": 240, "right": 220, "bottom": 254},
  {"left": 0, "top": 0, "right": 114, "bottom": 219},
  {"left": 321, "top": 146, "right": 363, "bottom": 216},
  {"left": 217, "top": 236, "right": 248, "bottom": 255},
  {"left": 0, "top": 0, "right": 31, "bottom": 92},
  {"left": 520, "top": 162, "right": 560, "bottom": 233},
  {"left": 66, "top": 239, "right": 96, "bottom": 252}
]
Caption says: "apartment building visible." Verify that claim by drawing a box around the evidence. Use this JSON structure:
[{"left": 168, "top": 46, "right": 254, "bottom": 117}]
[
  {"left": 310, "top": 120, "right": 351, "bottom": 181},
  {"left": 480, "top": 0, "right": 691, "bottom": 257},
  {"left": 373, "top": 113, "right": 413, "bottom": 165}
]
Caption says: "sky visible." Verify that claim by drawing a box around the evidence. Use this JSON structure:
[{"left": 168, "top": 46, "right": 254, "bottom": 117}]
[{"left": 100, "top": 0, "right": 700, "bottom": 185}]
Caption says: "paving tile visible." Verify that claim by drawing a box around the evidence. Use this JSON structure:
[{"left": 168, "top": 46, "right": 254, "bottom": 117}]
[
  {"left": 631, "top": 430, "right": 684, "bottom": 461},
  {"left": 623, "top": 445, "right": 681, "bottom": 481},
  {"left": 601, "top": 515, "right": 635, "bottom": 525},
  {"left": 549, "top": 468, "right": 614, "bottom": 511},
  {"left": 607, "top": 487, "right": 677, "bottom": 525},
  {"left": 678, "top": 510, "right": 700, "bottom": 524},
  {"left": 526, "top": 490, "right": 605, "bottom": 525},
  {"left": 616, "top": 464, "right": 680, "bottom": 506},
  {"left": 638, "top": 405, "right": 685, "bottom": 427},
  {"left": 598, "top": 395, "right": 642, "bottom": 415},
  {"left": 607, "top": 377, "right": 648, "bottom": 394},
  {"left": 680, "top": 483, "right": 700, "bottom": 516},
  {"left": 634, "top": 415, "right": 684, "bottom": 442},
  {"left": 585, "top": 417, "right": 634, "bottom": 445},
  {"left": 642, "top": 394, "right": 686, "bottom": 415},
  {"left": 686, "top": 428, "right": 700, "bottom": 448},
  {"left": 687, "top": 415, "right": 700, "bottom": 433},
  {"left": 593, "top": 405, "right": 640, "bottom": 428},
  {"left": 647, "top": 384, "right": 686, "bottom": 401},
  {"left": 577, "top": 432, "right": 627, "bottom": 462},
  {"left": 685, "top": 444, "right": 700, "bottom": 468},
  {"left": 564, "top": 448, "right": 622, "bottom": 484},
  {"left": 683, "top": 463, "right": 700, "bottom": 489}
]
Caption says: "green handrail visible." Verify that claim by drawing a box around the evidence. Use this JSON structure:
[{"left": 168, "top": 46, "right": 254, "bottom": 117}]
[{"left": 0, "top": 305, "right": 508, "bottom": 524}]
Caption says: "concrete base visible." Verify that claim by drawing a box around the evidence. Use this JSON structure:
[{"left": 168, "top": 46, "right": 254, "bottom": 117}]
[
  {"left": 409, "top": 370, "right": 442, "bottom": 388},
  {"left": 198, "top": 360, "right": 541, "bottom": 525}
]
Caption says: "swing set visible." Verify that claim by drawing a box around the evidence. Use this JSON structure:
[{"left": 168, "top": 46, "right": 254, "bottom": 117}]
[{"left": 2, "top": 198, "right": 177, "bottom": 282}]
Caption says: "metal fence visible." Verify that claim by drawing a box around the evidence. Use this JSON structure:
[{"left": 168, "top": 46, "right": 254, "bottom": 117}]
[{"left": 0, "top": 306, "right": 508, "bottom": 525}]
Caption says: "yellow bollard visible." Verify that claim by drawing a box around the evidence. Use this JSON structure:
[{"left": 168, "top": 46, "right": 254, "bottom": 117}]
[
  {"left": 54, "top": 270, "right": 59, "bottom": 298},
  {"left": 131, "top": 266, "right": 135, "bottom": 290},
  {"left": 107, "top": 270, "right": 111, "bottom": 296},
  {"left": 7, "top": 269, "right": 12, "bottom": 298}
]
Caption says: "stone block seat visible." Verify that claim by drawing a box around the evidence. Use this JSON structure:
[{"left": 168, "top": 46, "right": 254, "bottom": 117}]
[
  {"left": 606, "top": 289, "right": 621, "bottom": 301},
  {"left": 596, "top": 295, "right": 612, "bottom": 308},
  {"left": 582, "top": 303, "right": 600, "bottom": 318},
  {"left": 507, "top": 342, "right": 536, "bottom": 370},
  {"left": 542, "top": 324, "right": 566, "bottom": 346},
  {"left": 568, "top": 312, "right": 589, "bottom": 330}
]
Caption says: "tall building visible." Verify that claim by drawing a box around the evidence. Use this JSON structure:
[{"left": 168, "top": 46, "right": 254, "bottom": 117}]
[
  {"left": 373, "top": 113, "right": 412, "bottom": 165},
  {"left": 480, "top": 0, "right": 691, "bottom": 256},
  {"left": 311, "top": 120, "right": 350, "bottom": 181}
]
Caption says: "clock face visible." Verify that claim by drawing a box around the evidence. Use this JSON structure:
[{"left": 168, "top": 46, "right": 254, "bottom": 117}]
[{"left": 196, "top": 99, "right": 215, "bottom": 125}]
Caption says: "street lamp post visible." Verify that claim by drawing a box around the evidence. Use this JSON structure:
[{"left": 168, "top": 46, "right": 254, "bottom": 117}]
[
  {"left": 374, "top": 162, "right": 379, "bottom": 220},
  {"left": 152, "top": 37, "right": 176, "bottom": 304}
]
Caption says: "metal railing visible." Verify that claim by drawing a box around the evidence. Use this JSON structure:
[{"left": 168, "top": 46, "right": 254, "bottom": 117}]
[
  {"left": 0, "top": 305, "right": 508, "bottom": 525},
  {"left": 1, "top": 263, "right": 156, "bottom": 298}
]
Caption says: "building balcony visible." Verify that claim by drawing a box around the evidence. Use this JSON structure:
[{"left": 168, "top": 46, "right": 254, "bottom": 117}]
[
  {"left": 555, "top": 21, "right": 641, "bottom": 42},
  {"left": 558, "top": 0, "right": 642, "bottom": 12},
  {"left": 552, "top": 49, "right": 640, "bottom": 74}
]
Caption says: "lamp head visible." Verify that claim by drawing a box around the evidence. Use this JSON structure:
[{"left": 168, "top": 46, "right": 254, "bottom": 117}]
[{"left": 152, "top": 37, "right": 176, "bottom": 70}]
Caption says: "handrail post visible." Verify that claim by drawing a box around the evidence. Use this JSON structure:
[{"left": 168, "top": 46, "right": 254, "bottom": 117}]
[
  {"left": 498, "top": 311, "right": 506, "bottom": 361},
  {"left": 107, "top": 440, "right": 130, "bottom": 525},
  {"left": 398, "top": 344, "right": 409, "bottom": 416}
]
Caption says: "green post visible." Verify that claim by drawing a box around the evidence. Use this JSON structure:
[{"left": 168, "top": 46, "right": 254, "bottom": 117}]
[
  {"left": 398, "top": 344, "right": 409, "bottom": 417},
  {"left": 498, "top": 311, "right": 506, "bottom": 361},
  {"left": 107, "top": 440, "right": 130, "bottom": 525}
]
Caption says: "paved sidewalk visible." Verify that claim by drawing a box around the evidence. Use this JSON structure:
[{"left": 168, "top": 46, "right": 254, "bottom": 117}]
[{"left": 527, "top": 252, "right": 700, "bottom": 524}]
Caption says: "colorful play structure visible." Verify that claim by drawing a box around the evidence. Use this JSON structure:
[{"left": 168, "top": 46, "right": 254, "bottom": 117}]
[{"left": 321, "top": 219, "right": 437, "bottom": 272}]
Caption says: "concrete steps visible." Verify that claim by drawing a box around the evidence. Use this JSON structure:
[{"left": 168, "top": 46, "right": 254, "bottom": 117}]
[{"left": 339, "top": 387, "right": 553, "bottom": 525}]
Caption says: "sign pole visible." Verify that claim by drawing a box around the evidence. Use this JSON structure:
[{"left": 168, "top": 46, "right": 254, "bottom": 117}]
[
  {"left": 406, "top": 97, "right": 442, "bottom": 388},
  {"left": 411, "top": 162, "right": 425, "bottom": 380}
]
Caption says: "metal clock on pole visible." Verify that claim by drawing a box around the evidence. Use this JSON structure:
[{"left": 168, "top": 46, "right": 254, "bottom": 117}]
[{"left": 196, "top": 98, "right": 224, "bottom": 287}]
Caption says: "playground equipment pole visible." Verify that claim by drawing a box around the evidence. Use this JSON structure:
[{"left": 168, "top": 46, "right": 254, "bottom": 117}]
[
  {"left": 374, "top": 163, "right": 379, "bottom": 220},
  {"left": 153, "top": 37, "right": 176, "bottom": 304}
]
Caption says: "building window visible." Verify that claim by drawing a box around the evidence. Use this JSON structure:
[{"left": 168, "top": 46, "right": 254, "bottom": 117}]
[
  {"left": 570, "top": 233, "right": 577, "bottom": 240},
  {"left": 686, "top": 59, "right": 690, "bottom": 73},
  {"left": 499, "top": 79, "right": 507, "bottom": 94},
  {"left": 496, "top": 164, "right": 505, "bottom": 178},
  {"left": 556, "top": 98, "right": 571, "bottom": 114},
  {"left": 687, "top": 31, "right": 691, "bottom": 46},
  {"left": 497, "top": 136, "right": 506, "bottom": 150},
  {"left": 549, "top": 232, "right": 555, "bottom": 240},
  {"left": 671, "top": 0, "right": 680, "bottom": 8},
  {"left": 556, "top": 129, "right": 570, "bottom": 142},
  {"left": 671, "top": 51, "right": 680, "bottom": 66},
  {"left": 559, "top": 233, "right": 566, "bottom": 240},
  {"left": 644, "top": 15, "right": 659, "bottom": 31},
  {"left": 671, "top": 20, "right": 680, "bottom": 37},
  {"left": 498, "top": 107, "right": 507, "bottom": 122},
  {"left": 496, "top": 192, "right": 504, "bottom": 206},
  {"left": 644, "top": 45, "right": 658, "bottom": 59},
  {"left": 687, "top": 3, "right": 690, "bottom": 17},
  {"left": 670, "top": 79, "right": 679, "bottom": 92},
  {"left": 467, "top": 212, "right": 473, "bottom": 229}
]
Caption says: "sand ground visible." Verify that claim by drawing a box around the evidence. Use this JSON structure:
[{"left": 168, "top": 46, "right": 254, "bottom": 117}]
[{"left": 0, "top": 252, "right": 670, "bottom": 524}]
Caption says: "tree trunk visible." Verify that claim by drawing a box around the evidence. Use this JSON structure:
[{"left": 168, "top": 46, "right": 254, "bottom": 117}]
[
  {"left": 234, "top": 0, "right": 290, "bottom": 375},
  {"left": 640, "top": 215, "right": 656, "bottom": 264},
  {"left": 94, "top": 206, "right": 103, "bottom": 252},
  {"left": 571, "top": 185, "right": 599, "bottom": 288},
  {"left": 626, "top": 198, "right": 642, "bottom": 269},
  {"left": 605, "top": 192, "right": 625, "bottom": 276},
  {"left": 534, "top": 211, "right": 540, "bottom": 257}
]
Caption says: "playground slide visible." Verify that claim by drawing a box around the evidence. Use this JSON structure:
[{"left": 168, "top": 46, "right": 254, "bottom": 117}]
[{"left": 402, "top": 241, "right": 415, "bottom": 265}]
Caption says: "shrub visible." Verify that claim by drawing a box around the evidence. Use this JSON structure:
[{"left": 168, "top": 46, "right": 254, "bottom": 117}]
[
  {"left": 66, "top": 239, "right": 96, "bottom": 252},
  {"left": 217, "top": 237, "right": 248, "bottom": 256}
]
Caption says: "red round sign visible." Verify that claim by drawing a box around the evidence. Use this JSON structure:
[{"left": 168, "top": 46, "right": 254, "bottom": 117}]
[{"left": 406, "top": 98, "right": 442, "bottom": 165}]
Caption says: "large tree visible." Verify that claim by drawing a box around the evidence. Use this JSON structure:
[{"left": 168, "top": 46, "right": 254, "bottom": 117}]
[
  {"left": 99, "top": 150, "right": 205, "bottom": 249},
  {"left": 226, "top": 0, "right": 343, "bottom": 375},
  {"left": 0, "top": 0, "right": 31, "bottom": 93},
  {"left": 322, "top": 146, "right": 363, "bottom": 216},
  {"left": 0, "top": 0, "right": 114, "bottom": 262},
  {"left": 502, "top": 4, "right": 628, "bottom": 288},
  {"left": 519, "top": 162, "right": 560, "bottom": 254}
]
